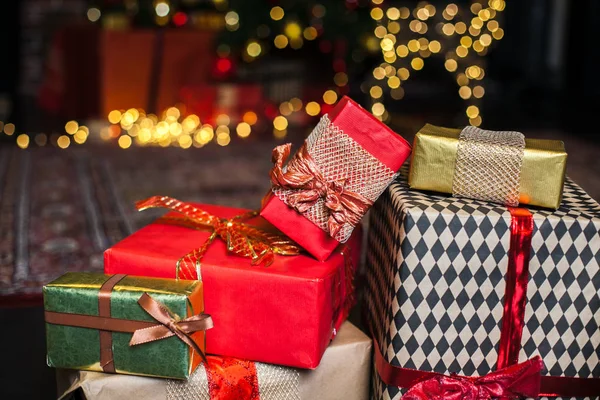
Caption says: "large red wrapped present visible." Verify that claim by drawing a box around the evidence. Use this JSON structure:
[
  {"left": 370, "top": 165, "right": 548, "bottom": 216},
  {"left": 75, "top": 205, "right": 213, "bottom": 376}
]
[
  {"left": 261, "top": 96, "right": 411, "bottom": 261},
  {"left": 104, "top": 198, "right": 361, "bottom": 369}
]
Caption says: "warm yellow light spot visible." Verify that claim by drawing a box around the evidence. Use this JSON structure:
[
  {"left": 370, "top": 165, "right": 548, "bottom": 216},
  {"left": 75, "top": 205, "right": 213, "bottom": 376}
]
[
  {"left": 445, "top": 59, "right": 458, "bottom": 72},
  {"left": 460, "top": 36, "right": 473, "bottom": 48},
  {"left": 466, "top": 65, "right": 481, "bottom": 79},
  {"left": 273, "top": 116, "right": 288, "bottom": 130},
  {"left": 469, "top": 116, "right": 482, "bottom": 127},
  {"left": 388, "top": 76, "right": 401, "bottom": 89},
  {"left": 399, "top": 7, "right": 410, "bottom": 19},
  {"left": 225, "top": 11, "right": 239, "bottom": 26},
  {"left": 473, "top": 40, "right": 485, "bottom": 52},
  {"left": 387, "top": 7, "right": 400, "bottom": 20},
  {"left": 274, "top": 35, "right": 288, "bottom": 49},
  {"left": 284, "top": 22, "right": 302, "bottom": 39},
  {"left": 374, "top": 26, "right": 387, "bottom": 38},
  {"left": 100, "top": 127, "right": 111, "bottom": 141},
  {"left": 384, "top": 51, "right": 397, "bottom": 63},
  {"left": 446, "top": 4, "right": 458, "bottom": 16},
  {"left": 279, "top": 102, "right": 293, "bottom": 116},
  {"left": 492, "top": 28, "right": 505, "bottom": 40},
  {"left": 418, "top": 23, "right": 428, "bottom": 34},
  {"left": 169, "top": 122, "right": 182, "bottom": 136},
  {"left": 370, "top": 8, "right": 384, "bottom": 20},
  {"left": 473, "top": 86, "right": 485, "bottom": 98},
  {"left": 182, "top": 115, "right": 200, "bottom": 132},
  {"left": 16, "top": 134, "right": 29, "bottom": 149},
  {"left": 290, "top": 98, "right": 303, "bottom": 111},
  {"left": 397, "top": 67, "right": 410, "bottom": 80},
  {"left": 373, "top": 67, "right": 386, "bottom": 80},
  {"left": 487, "top": 20, "right": 500, "bottom": 32},
  {"left": 4, "top": 123, "right": 15, "bottom": 135},
  {"left": 418, "top": 38, "right": 429, "bottom": 50},
  {"left": 409, "top": 20, "right": 422, "bottom": 32},
  {"left": 87, "top": 7, "right": 101, "bottom": 22},
  {"left": 156, "top": 121, "right": 170, "bottom": 136},
  {"left": 370, "top": 86, "right": 383, "bottom": 99},
  {"left": 127, "top": 108, "right": 140, "bottom": 122},
  {"left": 456, "top": 46, "right": 469, "bottom": 57},
  {"left": 74, "top": 129, "right": 88, "bottom": 142},
  {"left": 177, "top": 135, "right": 192, "bottom": 149},
  {"left": 480, "top": 33, "right": 492, "bottom": 47},
  {"left": 236, "top": 122, "right": 251, "bottom": 138},
  {"left": 388, "top": 21, "right": 400, "bottom": 34},
  {"left": 57, "top": 135, "right": 70, "bottom": 149},
  {"left": 408, "top": 39, "right": 420, "bottom": 52},
  {"left": 416, "top": 8, "right": 428, "bottom": 20},
  {"left": 381, "top": 38, "right": 394, "bottom": 52},
  {"left": 456, "top": 73, "right": 469, "bottom": 86},
  {"left": 303, "top": 26, "right": 318, "bottom": 40},
  {"left": 391, "top": 87, "right": 405, "bottom": 100},
  {"left": 396, "top": 45, "right": 409, "bottom": 57},
  {"left": 108, "top": 110, "right": 121, "bottom": 124},
  {"left": 216, "top": 114, "right": 230, "bottom": 126},
  {"left": 471, "top": 17, "right": 483, "bottom": 29},
  {"left": 243, "top": 111, "right": 258, "bottom": 126},
  {"left": 334, "top": 72, "right": 348, "bottom": 87},
  {"left": 216, "top": 133, "right": 231, "bottom": 147},
  {"left": 459, "top": 86, "right": 472, "bottom": 99},
  {"left": 442, "top": 23, "right": 455, "bottom": 35},
  {"left": 371, "top": 102, "right": 385, "bottom": 116},
  {"left": 372, "top": 0, "right": 384, "bottom": 4},
  {"left": 35, "top": 134, "right": 47, "bottom": 146},
  {"left": 411, "top": 57, "right": 424, "bottom": 70},
  {"left": 164, "top": 107, "right": 179, "bottom": 119},
  {"left": 425, "top": 4, "right": 436, "bottom": 16},
  {"left": 428, "top": 40, "right": 441, "bottom": 53},
  {"left": 466, "top": 105, "right": 480, "bottom": 119},
  {"left": 454, "top": 22, "right": 467, "bottom": 34},
  {"left": 478, "top": 9, "right": 491, "bottom": 21},
  {"left": 198, "top": 127, "right": 214, "bottom": 143},
  {"left": 118, "top": 135, "right": 132, "bottom": 149},
  {"left": 64, "top": 120, "right": 78, "bottom": 134},
  {"left": 469, "top": 26, "right": 481, "bottom": 36},
  {"left": 270, "top": 6, "right": 284, "bottom": 21},
  {"left": 306, "top": 102, "right": 321, "bottom": 116},
  {"left": 470, "top": 2, "right": 483, "bottom": 14},
  {"left": 247, "top": 41, "right": 262, "bottom": 58},
  {"left": 323, "top": 90, "right": 338, "bottom": 105},
  {"left": 384, "top": 65, "right": 396, "bottom": 76},
  {"left": 273, "top": 129, "right": 287, "bottom": 139}
]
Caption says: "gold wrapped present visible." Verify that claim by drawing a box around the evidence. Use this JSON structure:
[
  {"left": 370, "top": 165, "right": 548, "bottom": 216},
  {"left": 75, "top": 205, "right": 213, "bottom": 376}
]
[{"left": 408, "top": 124, "right": 567, "bottom": 209}]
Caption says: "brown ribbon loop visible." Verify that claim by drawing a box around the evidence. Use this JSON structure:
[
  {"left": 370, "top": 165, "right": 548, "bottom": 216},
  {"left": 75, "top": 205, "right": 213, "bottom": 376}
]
[
  {"left": 270, "top": 143, "right": 372, "bottom": 238},
  {"left": 130, "top": 293, "right": 213, "bottom": 364}
]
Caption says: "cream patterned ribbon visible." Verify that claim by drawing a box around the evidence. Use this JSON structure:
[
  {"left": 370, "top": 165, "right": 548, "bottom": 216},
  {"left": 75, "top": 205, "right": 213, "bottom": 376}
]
[
  {"left": 452, "top": 126, "right": 525, "bottom": 206},
  {"left": 272, "top": 115, "right": 396, "bottom": 243}
]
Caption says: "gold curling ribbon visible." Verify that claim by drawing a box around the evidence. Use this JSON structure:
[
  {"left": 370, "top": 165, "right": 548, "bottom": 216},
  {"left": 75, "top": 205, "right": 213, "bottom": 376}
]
[
  {"left": 452, "top": 126, "right": 525, "bottom": 206},
  {"left": 136, "top": 196, "right": 301, "bottom": 280}
]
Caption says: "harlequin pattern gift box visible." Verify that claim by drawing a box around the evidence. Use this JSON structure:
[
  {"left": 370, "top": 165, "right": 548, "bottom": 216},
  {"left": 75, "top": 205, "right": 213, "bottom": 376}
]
[
  {"left": 365, "top": 169, "right": 600, "bottom": 399},
  {"left": 56, "top": 321, "right": 372, "bottom": 400}
]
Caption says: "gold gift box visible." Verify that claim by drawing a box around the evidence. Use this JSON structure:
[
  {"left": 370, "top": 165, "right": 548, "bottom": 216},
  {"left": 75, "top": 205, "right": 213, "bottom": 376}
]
[{"left": 408, "top": 124, "right": 567, "bottom": 209}]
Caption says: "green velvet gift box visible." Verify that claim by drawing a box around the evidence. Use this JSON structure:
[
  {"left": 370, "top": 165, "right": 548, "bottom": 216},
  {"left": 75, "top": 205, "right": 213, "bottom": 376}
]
[{"left": 44, "top": 272, "right": 210, "bottom": 379}]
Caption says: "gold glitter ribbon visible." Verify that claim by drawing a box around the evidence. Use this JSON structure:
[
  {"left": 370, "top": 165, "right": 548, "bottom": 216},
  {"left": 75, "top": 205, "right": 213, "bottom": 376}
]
[
  {"left": 136, "top": 196, "right": 301, "bottom": 280},
  {"left": 452, "top": 126, "right": 525, "bottom": 206}
]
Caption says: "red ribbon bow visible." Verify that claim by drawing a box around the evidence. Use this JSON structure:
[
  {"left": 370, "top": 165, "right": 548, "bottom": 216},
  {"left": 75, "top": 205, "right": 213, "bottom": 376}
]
[
  {"left": 403, "top": 356, "right": 543, "bottom": 400},
  {"left": 129, "top": 293, "right": 214, "bottom": 364},
  {"left": 270, "top": 143, "right": 372, "bottom": 238}
]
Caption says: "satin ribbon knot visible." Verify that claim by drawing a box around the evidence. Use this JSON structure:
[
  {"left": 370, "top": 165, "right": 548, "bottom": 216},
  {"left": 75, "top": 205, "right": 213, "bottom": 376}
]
[
  {"left": 403, "top": 356, "right": 543, "bottom": 400},
  {"left": 129, "top": 293, "right": 214, "bottom": 363},
  {"left": 136, "top": 196, "right": 300, "bottom": 280},
  {"left": 270, "top": 143, "right": 372, "bottom": 238}
]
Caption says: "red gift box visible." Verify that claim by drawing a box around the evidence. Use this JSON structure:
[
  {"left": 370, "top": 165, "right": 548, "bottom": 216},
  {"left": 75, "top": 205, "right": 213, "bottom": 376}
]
[
  {"left": 104, "top": 203, "right": 361, "bottom": 369},
  {"left": 261, "top": 96, "right": 411, "bottom": 261}
]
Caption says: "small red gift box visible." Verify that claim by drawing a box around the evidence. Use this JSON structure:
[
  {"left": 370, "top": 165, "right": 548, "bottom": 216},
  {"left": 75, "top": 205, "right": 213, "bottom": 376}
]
[
  {"left": 104, "top": 202, "right": 361, "bottom": 369},
  {"left": 261, "top": 96, "right": 411, "bottom": 261}
]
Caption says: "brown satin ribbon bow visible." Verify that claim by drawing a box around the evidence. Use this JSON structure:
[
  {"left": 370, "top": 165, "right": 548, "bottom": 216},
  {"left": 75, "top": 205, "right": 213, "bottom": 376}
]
[
  {"left": 130, "top": 293, "right": 214, "bottom": 364},
  {"left": 270, "top": 143, "right": 373, "bottom": 238},
  {"left": 136, "top": 196, "right": 301, "bottom": 280}
]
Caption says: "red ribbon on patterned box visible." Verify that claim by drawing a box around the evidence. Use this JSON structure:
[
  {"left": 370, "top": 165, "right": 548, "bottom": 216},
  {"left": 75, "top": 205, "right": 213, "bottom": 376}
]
[{"left": 374, "top": 207, "right": 600, "bottom": 398}]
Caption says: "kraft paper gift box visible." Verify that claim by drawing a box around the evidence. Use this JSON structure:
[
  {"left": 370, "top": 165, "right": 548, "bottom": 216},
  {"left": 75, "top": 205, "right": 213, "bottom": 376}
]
[
  {"left": 261, "top": 96, "right": 411, "bottom": 261},
  {"left": 104, "top": 200, "right": 362, "bottom": 369},
  {"left": 56, "top": 321, "right": 372, "bottom": 400},
  {"left": 44, "top": 272, "right": 211, "bottom": 379},
  {"left": 365, "top": 169, "right": 600, "bottom": 399}
]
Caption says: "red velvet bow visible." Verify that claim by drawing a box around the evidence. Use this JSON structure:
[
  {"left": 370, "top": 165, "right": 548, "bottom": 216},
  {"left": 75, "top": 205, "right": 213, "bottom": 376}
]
[
  {"left": 270, "top": 143, "right": 372, "bottom": 238},
  {"left": 403, "top": 356, "right": 543, "bottom": 400}
]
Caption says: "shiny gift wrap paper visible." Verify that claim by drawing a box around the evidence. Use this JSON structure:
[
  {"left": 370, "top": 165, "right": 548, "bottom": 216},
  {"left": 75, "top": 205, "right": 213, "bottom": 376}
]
[
  {"left": 261, "top": 96, "right": 411, "bottom": 261},
  {"left": 44, "top": 273, "right": 206, "bottom": 379},
  {"left": 104, "top": 203, "right": 362, "bottom": 369},
  {"left": 408, "top": 124, "right": 567, "bottom": 209},
  {"left": 57, "top": 321, "right": 372, "bottom": 400}
]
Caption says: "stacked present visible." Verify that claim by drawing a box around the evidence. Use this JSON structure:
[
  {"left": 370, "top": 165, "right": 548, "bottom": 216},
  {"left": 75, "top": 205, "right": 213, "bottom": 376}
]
[
  {"left": 45, "top": 96, "right": 411, "bottom": 399},
  {"left": 44, "top": 96, "right": 600, "bottom": 399}
]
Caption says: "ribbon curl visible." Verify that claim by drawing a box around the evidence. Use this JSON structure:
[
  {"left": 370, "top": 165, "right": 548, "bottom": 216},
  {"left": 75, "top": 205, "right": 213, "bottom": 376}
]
[
  {"left": 269, "top": 143, "right": 372, "bottom": 238},
  {"left": 136, "top": 196, "right": 301, "bottom": 280},
  {"left": 130, "top": 293, "right": 213, "bottom": 364},
  {"left": 403, "top": 356, "right": 543, "bottom": 400}
]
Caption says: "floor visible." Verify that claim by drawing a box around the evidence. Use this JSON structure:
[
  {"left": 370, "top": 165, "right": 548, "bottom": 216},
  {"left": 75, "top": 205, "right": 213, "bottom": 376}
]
[{"left": 0, "top": 125, "right": 598, "bottom": 400}]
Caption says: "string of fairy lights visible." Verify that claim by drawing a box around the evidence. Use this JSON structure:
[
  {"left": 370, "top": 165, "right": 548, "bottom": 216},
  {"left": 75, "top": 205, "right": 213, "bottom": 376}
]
[
  {"left": 1, "top": 0, "right": 505, "bottom": 149},
  {"left": 366, "top": 0, "right": 506, "bottom": 127}
]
